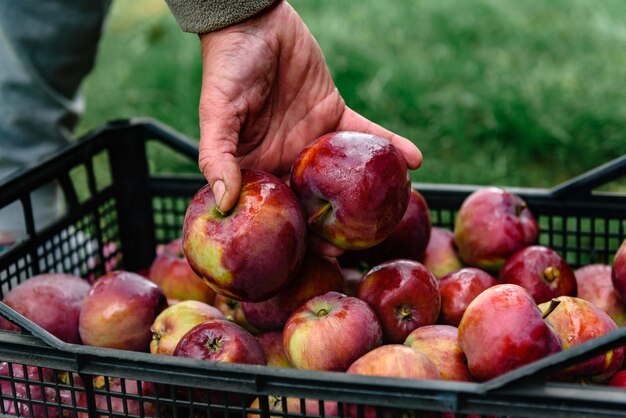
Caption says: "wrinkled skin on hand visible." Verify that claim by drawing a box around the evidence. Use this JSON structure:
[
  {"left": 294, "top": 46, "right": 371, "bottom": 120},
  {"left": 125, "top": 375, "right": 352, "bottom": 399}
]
[{"left": 196, "top": 1, "right": 422, "bottom": 216}]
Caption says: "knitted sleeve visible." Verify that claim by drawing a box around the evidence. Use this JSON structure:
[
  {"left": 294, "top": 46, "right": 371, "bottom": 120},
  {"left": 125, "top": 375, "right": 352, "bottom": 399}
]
[{"left": 164, "top": 0, "right": 280, "bottom": 34}]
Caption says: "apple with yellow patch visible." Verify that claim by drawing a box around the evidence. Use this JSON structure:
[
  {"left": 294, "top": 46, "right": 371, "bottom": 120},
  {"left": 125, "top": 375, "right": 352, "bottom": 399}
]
[
  {"left": 150, "top": 300, "right": 224, "bottom": 355},
  {"left": 283, "top": 291, "right": 382, "bottom": 371},
  {"left": 182, "top": 169, "right": 307, "bottom": 302}
]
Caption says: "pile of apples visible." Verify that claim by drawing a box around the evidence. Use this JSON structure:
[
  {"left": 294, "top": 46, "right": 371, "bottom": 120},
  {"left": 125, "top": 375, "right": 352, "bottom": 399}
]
[{"left": 2, "top": 131, "right": 626, "bottom": 418}]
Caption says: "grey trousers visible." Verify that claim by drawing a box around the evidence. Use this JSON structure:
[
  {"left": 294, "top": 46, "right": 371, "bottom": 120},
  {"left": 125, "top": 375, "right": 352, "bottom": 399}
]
[
  {"left": 0, "top": 0, "right": 111, "bottom": 243},
  {"left": 0, "top": 0, "right": 112, "bottom": 177}
]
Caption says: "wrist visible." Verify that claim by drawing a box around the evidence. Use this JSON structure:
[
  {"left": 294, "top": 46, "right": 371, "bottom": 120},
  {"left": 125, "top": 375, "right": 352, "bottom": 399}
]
[{"left": 165, "top": 0, "right": 281, "bottom": 34}]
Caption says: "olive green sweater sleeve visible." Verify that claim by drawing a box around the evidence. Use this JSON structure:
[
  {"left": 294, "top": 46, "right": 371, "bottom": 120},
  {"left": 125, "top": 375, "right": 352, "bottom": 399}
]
[{"left": 164, "top": 0, "right": 280, "bottom": 34}]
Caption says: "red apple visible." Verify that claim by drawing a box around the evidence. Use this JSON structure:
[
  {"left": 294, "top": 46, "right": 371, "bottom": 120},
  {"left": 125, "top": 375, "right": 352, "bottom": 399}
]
[
  {"left": 0, "top": 362, "right": 57, "bottom": 418},
  {"left": 174, "top": 318, "right": 266, "bottom": 365},
  {"left": 290, "top": 131, "right": 410, "bottom": 250},
  {"left": 454, "top": 187, "right": 538, "bottom": 273},
  {"left": 213, "top": 294, "right": 260, "bottom": 335},
  {"left": 347, "top": 344, "right": 440, "bottom": 378},
  {"left": 575, "top": 264, "right": 626, "bottom": 325},
  {"left": 256, "top": 331, "right": 292, "bottom": 368},
  {"left": 539, "top": 296, "right": 624, "bottom": 384},
  {"left": 344, "top": 344, "right": 441, "bottom": 418},
  {"left": 172, "top": 319, "right": 265, "bottom": 416},
  {"left": 248, "top": 395, "right": 338, "bottom": 418},
  {"left": 422, "top": 227, "right": 464, "bottom": 279},
  {"left": 183, "top": 169, "right": 307, "bottom": 302},
  {"left": 0, "top": 273, "right": 90, "bottom": 344},
  {"left": 150, "top": 300, "right": 224, "bottom": 355},
  {"left": 499, "top": 245, "right": 577, "bottom": 304},
  {"left": 404, "top": 325, "right": 474, "bottom": 382},
  {"left": 357, "top": 259, "right": 440, "bottom": 343},
  {"left": 283, "top": 291, "right": 382, "bottom": 371},
  {"left": 148, "top": 238, "right": 216, "bottom": 304},
  {"left": 338, "top": 189, "right": 432, "bottom": 269},
  {"left": 612, "top": 240, "right": 626, "bottom": 303},
  {"left": 458, "top": 284, "right": 563, "bottom": 381},
  {"left": 242, "top": 252, "right": 345, "bottom": 331},
  {"left": 78, "top": 271, "right": 167, "bottom": 351},
  {"left": 438, "top": 267, "right": 498, "bottom": 327}
]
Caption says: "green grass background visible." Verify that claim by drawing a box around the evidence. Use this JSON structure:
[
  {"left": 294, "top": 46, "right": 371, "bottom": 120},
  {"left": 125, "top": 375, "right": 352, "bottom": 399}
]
[{"left": 77, "top": 0, "right": 626, "bottom": 190}]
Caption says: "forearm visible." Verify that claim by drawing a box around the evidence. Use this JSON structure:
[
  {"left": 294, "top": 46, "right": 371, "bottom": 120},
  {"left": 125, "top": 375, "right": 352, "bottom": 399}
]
[{"left": 164, "top": 0, "right": 280, "bottom": 33}]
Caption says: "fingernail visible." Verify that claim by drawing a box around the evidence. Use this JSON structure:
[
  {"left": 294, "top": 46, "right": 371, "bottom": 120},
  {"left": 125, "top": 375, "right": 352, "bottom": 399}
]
[{"left": 213, "top": 180, "right": 226, "bottom": 211}]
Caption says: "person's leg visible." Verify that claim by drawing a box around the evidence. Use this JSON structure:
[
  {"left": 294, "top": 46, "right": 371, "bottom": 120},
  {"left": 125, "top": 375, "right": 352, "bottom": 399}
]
[{"left": 0, "top": 0, "right": 112, "bottom": 247}]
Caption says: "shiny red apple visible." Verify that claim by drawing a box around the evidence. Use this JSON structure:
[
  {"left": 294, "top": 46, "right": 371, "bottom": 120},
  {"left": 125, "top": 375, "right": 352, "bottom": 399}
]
[
  {"left": 78, "top": 271, "right": 167, "bottom": 351},
  {"left": 183, "top": 169, "right": 307, "bottom": 302},
  {"left": 0, "top": 273, "right": 90, "bottom": 344},
  {"left": 174, "top": 318, "right": 266, "bottom": 364},
  {"left": 499, "top": 245, "right": 577, "bottom": 304},
  {"left": 290, "top": 131, "right": 410, "bottom": 250},
  {"left": 458, "top": 284, "right": 563, "bottom": 381},
  {"left": 454, "top": 187, "right": 538, "bottom": 273},
  {"left": 173, "top": 319, "right": 265, "bottom": 415},
  {"left": 438, "top": 267, "right": 498, "bottom": 327},
  {"left": 357, "top": 259, "right": 440, "bottom": 343}
]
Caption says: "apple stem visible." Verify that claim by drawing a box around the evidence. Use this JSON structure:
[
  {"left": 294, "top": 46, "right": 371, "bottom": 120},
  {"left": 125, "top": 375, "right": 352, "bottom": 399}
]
[
  {"left": 207, "top": 338, "right": 222, "bottom": 351},
  {"left": 396, "top": 305, "right": 413, "bottom": 321},
  {"left": 544, "top": 266, "right": 561, "bottom": 283},
  {"left": 316, "top": 308, "right": 330, "bottom": 317},
  {"left": 541, "top": 299, "right": 561, "bottom": 319},
  {"left": 307, "top": 201, "right": 332, "bottom": 226},
  {"left": 212, "top": 206, "right": 232, "bottom": 218},
  {"left": 515, "top": 202, "right": 527, "bottom": 217}
]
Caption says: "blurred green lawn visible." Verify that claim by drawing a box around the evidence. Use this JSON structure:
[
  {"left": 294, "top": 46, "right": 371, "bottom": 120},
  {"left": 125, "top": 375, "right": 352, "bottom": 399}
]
[{"left": 77, "top": 0, "right": 626, "bottom": 190}]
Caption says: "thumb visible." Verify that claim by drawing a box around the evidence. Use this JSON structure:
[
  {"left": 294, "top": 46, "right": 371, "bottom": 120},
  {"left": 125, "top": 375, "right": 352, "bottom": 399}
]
[
  {"left": 198, "top": 118, "right": 242, "bottom": 214},
  {"left": 338, "top": 107, "right": 423, "bottom": 170}
]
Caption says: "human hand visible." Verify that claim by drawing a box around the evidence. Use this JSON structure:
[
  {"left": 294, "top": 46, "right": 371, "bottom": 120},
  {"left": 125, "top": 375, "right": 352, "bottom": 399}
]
[
  {"left": 197, "top": 1, "right": 422, "bottom": 255},
  {"left": 197, "top": 1, "right": 422, "bottom": 207}
]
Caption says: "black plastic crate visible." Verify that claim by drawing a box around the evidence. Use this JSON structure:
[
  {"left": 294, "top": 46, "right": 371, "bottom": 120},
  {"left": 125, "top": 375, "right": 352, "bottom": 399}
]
[{"left": 1, "top": 118, "right": 626, "bottom": 418}]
